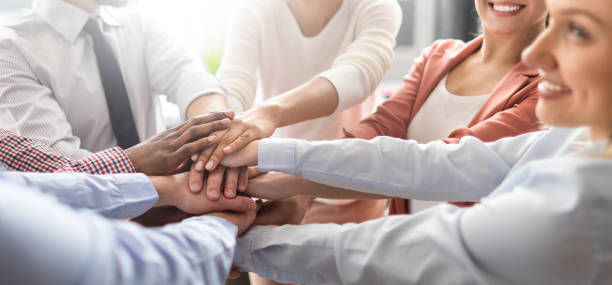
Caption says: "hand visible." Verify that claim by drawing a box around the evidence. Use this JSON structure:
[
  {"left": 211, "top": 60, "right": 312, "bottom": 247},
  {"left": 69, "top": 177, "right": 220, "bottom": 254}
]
[
  {"left": 125, "top": 111, "right": 234, "bottom": 175},
  {"left": 244, "top": 171, "right": 301, "bottom": 200},
  {"left": 202, "top": 166, "right": 249, "bottom": 201},
  {"left": 220, "top": 141, "right": 260, "bottom": 168},
  {"left": 254, "top": 195, "right": 312, "bottom": 226},
  {"left": 206, "top": 106, "right": 279, "bottom": 169},
  {"left": 150, "top": 173, "right": 257, "bottom": 215},
  {"left": 208, "top": 200, "right": 262, "bottom": 236}
]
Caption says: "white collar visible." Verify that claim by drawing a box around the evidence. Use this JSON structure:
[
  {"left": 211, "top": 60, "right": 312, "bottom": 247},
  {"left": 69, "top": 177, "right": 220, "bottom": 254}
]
[{"left": 32, "top": 0, "right": 123, "bottom": 43}]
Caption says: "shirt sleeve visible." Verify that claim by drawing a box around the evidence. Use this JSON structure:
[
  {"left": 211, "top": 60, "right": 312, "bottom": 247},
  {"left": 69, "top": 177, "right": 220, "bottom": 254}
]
[
  {"left": 317, "top": 0, "right": 402, "bottom": 112},
  {"left": 141, "top": 13, "right": 226, "bottom": 119},
  {"left": 235, "top": 158, "right": 612, "bottom": 285},
  {"left": 1, "top": 172, "right": 157, "bottom": 219},
  {"left": 257, "top": 131, "right": 546, "bottom": 202},
  {"left": 0, "top": 129, "right": 135, "bottom": 174},
  {"left": 215, "top": 1, "right": 263, "bottom": 112},
  {"left": 0, "top": 36, "right": 93, "bottom": 159},
  {"left": 0, "top": 184, "right": 237, "bottom": 285}
]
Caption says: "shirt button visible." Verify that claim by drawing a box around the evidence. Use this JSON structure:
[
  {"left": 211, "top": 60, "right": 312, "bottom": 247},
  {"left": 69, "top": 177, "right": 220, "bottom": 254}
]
[{"left": 273, "top": 273, "right": 280, "bottom": 279}]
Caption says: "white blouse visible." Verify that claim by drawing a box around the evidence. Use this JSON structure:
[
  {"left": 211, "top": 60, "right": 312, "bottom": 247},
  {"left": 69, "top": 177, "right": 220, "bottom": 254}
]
[
  {"left": 216, "top": 0, "right": 402, "bottom": 140},
  {"left": 407, "top": 75, "right": 489, "bottom": 143}
]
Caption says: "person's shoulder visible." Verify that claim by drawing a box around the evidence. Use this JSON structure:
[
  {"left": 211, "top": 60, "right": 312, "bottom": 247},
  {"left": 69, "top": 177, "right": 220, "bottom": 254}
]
[{"left": 0, "top": 13, "right": 46, "bottom": 45}]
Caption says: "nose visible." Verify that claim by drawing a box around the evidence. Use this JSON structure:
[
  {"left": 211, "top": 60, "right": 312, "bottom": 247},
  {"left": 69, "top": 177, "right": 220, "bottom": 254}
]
[{"left": 522, "top": 28, "right": 557, "bottom": 71}]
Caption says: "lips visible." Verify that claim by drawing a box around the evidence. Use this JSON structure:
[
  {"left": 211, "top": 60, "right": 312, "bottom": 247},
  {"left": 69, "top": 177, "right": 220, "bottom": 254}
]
[
  {"left": 488, "top": 2, "right": 526, "bottom": 17},
  {"left": 538, "top": 80, "right": 572, "bottom": 100}
]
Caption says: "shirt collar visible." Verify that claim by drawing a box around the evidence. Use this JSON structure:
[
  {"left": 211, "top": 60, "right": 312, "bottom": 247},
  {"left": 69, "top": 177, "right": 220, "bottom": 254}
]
[{"left": 32, "top": 0, "right": 123, "bottom": 43}]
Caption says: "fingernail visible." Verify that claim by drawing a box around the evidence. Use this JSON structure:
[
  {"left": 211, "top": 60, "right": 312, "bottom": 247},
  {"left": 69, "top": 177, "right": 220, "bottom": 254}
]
[
  {"left": 208, "top": 136, "right": 216, "bottom": 142},
  {"left": 210, "top": 189, "right": 219, "bottom": 198},
  {"left": 248, "top": 200, "right": 257, "bottom": 211},
  {"left": 190, "top": 182, "right": 200, "bottom": 191},
  {"left": 221, "top": 118, "right": 230, "bottom": 124},
  {"left": 191, "top": 154, "right": 198, "bottom": 161},
  {"left": 195, "top": 161, "right": 204, "bottom": 171},
  {"left": 205, "top": 160, "right": 215, "bottom": 170},
  {"left": 223, "top": 146, "right": 232, "bottom": 152}
]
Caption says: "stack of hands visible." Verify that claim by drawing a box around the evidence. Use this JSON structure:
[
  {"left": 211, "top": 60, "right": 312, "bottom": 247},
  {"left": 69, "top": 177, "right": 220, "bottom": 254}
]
[{"left": 123, "top": 110, "right": 309, "bottom": 236}]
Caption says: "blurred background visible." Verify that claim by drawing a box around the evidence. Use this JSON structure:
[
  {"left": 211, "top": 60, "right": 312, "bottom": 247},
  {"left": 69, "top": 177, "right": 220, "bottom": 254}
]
[{"left": 0, "top": 1, "right": 478, "bottom": 283}]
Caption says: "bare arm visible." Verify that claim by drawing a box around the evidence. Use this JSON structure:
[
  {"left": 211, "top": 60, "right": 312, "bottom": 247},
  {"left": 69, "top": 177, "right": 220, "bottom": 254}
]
[{"left": 247, "top": 171, "right": 391, "bottom": 200}]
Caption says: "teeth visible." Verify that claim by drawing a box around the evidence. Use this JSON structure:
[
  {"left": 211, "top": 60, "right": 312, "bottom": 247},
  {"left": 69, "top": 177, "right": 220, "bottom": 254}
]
[
  {"left": 540, "top": 81, "right": 569, "bottom": 92},
  {"left": 493, "top": 4, "right": 521, "bottom": 12}
]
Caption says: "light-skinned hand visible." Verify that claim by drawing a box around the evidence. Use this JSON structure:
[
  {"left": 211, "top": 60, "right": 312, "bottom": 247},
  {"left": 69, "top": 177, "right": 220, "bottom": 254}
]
[
  {"left": 150, "top": 172, "right": 256, "bottom": 215},
  {"left": 187, "top": 106, "right": 278, "bottom": 194}
]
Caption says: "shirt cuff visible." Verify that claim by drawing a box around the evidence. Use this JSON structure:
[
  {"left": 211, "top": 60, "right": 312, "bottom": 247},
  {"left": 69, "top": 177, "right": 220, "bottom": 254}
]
[
  {"left": 258, "top": 139, "right": 298, "bottom": 175},
  {"left": 77, "top": 147, "right": 136, "bottom": 174},
  {"left": 233, "top": 225, "right": 261, "bottom": 271},
  {"left": 112, "top": 174, "right": 159, "bottom": 219}
]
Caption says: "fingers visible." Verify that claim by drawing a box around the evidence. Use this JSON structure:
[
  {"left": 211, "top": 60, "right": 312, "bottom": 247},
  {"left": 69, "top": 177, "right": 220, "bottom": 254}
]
[
  {"left": 215, "top": 196, "right": 257, "bottom": 212},
  {"left": 176, "top": 118, "right": 231, "bottom": 146},
  {"left": 238, "top": 166, "right": 248, "bottom": 192},
  {"left": 174, "top": 136, "right": 218, "bottom": 169},
  {"left": 221, "top": 130, "right": 256, "bottom": 154},
  {"left": 205, "top": 166, "right": 225, "bottom": 200},
  {"left": 247, "top": 166, "right": 264, "bottom": 178},
  {"left": 205, "top": 130, "right": 246, "bottom": 171},
  {"left": 223, "top": 167, "right": 240, "bottom": 198},
  {"left": 188, "top": 152, "right": 206, "bottom": 193},
  {"left": 178, "top": 110, "right": 234, "bottom": 131}
]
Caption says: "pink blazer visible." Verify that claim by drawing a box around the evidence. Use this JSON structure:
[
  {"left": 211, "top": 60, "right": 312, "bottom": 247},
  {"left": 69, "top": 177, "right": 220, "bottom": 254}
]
[{"left": 344, "top": 37, "right": 542, "bottom": 215}]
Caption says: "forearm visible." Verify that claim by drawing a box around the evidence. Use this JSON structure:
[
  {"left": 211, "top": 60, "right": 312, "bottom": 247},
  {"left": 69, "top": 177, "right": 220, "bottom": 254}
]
[
  {"left": 258, "top": 77, "right": 339, "bottom": 128},
  {"left": 281, "top": 174, "right": 391, "bottom": 200},
  {"left": 186, "top": 93, "right": 229, "bottom": 119}
]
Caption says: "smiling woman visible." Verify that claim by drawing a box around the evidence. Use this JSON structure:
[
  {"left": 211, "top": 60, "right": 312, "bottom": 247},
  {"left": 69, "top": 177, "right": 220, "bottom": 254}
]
[{"left": 522, "top": 0, "right": 612, "bottom": 141}]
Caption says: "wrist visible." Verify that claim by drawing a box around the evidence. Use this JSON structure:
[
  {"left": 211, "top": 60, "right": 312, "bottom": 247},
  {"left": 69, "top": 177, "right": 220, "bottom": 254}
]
[
  {"left": 150, "top": 176, "right": 175, "bottom": 207},
  {"left": 255, "top": 103, "right": 282, "bottom": 128},
  {"left": 125, "top": 146, "right": 144, "bottom": 173}
]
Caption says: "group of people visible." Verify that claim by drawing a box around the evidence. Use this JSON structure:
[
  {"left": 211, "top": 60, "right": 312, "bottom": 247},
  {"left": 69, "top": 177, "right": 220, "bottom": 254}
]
[{"left": 0, "top": 0, "right": 610, "bottom": 284}]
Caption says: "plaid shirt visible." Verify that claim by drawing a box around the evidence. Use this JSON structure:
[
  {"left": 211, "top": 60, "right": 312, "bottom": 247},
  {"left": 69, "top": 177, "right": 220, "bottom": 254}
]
[{"left": 0, "top": 129, "right": 135, "bottom": 174}]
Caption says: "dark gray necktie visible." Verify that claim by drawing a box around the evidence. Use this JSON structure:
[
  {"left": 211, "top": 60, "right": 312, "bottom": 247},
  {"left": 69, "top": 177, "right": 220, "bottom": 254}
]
[{"left": 84, "top": 18, "right": 140, "bottom": 149}]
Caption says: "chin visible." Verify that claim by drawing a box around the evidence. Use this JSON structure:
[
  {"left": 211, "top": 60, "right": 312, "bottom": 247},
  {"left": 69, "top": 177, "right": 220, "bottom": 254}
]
[{"left": 535, "top": 101, "right": 579, "bottom": 128}]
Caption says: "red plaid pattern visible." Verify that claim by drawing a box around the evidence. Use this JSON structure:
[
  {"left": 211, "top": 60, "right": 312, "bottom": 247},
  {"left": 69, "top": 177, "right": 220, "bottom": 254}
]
[{"left": 0, "top": 129, "right": 135, "bottom": 174}]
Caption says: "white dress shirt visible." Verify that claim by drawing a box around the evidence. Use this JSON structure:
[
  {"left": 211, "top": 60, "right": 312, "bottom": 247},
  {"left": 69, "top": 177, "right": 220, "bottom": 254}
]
[
  {"left": 216, "top": 0, "right": 401, "bottom": 140},
  {"left": 233, "top": 127, "right": 612, "bottom": 284},
  {"left": 0, "top": 0, "right": 225, "bottom": 158}
]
